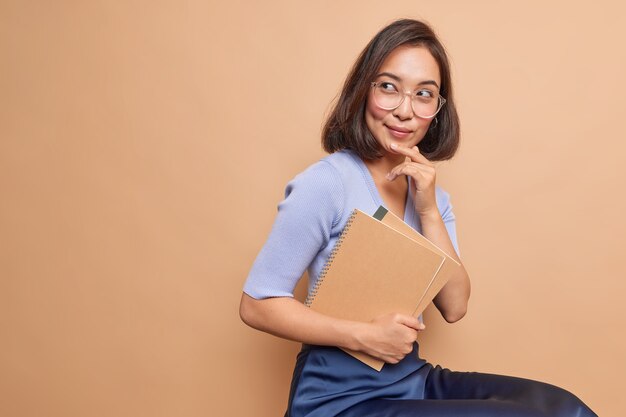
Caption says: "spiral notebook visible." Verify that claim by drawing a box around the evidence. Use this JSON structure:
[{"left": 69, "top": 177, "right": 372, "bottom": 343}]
[
  {"left": 305, "top": 207, "right": 451, "bottom": 371},
  {"left": 375, "top": 206, "right": 461, "bottom": 317}
]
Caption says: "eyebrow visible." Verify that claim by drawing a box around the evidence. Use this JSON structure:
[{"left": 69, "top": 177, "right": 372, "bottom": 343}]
[{"left": 376, "top": 72, "right": 440, "bottom": 89}]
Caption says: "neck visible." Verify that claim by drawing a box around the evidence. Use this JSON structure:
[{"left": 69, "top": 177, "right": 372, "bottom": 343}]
[{"left": 363, "top": 152, "right": 405, "bottom": 180}]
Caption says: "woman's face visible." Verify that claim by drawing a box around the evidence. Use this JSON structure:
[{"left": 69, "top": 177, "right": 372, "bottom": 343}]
[{"left": 365, "top": 45, "right": 441, "bottom": 156}]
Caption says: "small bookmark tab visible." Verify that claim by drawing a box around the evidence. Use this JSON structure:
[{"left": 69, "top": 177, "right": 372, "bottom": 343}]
[{"left": 372, "top": 206, "right": 388, "bottom": 221}]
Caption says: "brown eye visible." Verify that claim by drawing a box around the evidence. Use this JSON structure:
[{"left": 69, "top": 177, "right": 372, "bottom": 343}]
[
  {"left": 416, "top": 89, "right": 435, "bottom": 99},
  {"left": 379, "top": 82, "right": 398, "bottom": 92}
]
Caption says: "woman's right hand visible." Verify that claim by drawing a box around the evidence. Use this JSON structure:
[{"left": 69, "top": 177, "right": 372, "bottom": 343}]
[
  {"left": 354, "top": 313, "right": 425, "bottom": 364},
  {"left": 240, "top": 294, "right": 425, "bottom": 364}
]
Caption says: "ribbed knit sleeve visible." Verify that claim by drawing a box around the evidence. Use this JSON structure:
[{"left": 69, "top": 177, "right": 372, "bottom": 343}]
[{"left": 243, "top": 161, "right": 344, "bottom": 299}]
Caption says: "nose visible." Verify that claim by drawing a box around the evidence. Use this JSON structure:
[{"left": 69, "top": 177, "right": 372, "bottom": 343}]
[{"left": 392, "top": 93, "right": 414, "bottom": 120}]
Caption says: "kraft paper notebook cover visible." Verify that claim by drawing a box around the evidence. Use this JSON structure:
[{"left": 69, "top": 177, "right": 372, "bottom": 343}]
[
  {"left": 374, "top": 206, "right": 461, "bottom": 317},
  {"left": 305, "top": 208, "right": 446, "bottom": 371}
]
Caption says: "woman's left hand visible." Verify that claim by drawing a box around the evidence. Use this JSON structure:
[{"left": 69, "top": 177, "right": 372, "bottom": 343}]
[{"left": 386, "top": 143, "right": 438, "bottom": 217}]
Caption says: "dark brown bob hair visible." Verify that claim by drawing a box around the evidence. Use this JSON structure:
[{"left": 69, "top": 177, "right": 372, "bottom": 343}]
[{"left": 322, "top": 19, "right": 460, "bottom": 161}]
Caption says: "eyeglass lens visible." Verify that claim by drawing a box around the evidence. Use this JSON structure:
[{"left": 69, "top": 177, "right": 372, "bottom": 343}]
[{"left": 372, "top": 83, "right": 443, "bottom": 118}]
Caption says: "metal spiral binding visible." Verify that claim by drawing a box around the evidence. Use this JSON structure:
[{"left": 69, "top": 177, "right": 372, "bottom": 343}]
[{"left": 304, "top": 209, "right": 358, "bottom": 307}]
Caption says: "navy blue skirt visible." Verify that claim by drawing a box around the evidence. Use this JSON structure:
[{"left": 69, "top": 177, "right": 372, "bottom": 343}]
[{"left": 285, "top": 343, "right": 597, "bottom": 417}]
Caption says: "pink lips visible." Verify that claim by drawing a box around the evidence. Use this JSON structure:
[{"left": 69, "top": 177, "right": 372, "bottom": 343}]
[{"left": 385, "top": 125, "right": 412, "bottom": 138}]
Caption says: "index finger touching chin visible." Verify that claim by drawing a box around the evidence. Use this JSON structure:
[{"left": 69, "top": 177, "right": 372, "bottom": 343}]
[
  {"left": 409, "top": 145, "right": 434, "bottom": 165},
  {"left": 390, "top": 143, "right": 415, "bottom": 156}
]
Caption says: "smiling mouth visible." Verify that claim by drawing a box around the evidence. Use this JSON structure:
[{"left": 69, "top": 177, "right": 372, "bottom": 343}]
[{"left": 385, "top": 125, "right": 412, "bottom": 137}]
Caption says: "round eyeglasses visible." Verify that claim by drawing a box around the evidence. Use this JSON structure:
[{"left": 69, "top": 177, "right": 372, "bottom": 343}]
[{"left": 370, "top": 81, "right": 446, "bottom": 119}]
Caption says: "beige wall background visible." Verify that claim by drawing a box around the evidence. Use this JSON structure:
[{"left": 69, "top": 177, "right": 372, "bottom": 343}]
[{"left": 1, "top": 1, "right": 624, "bottom": 416}]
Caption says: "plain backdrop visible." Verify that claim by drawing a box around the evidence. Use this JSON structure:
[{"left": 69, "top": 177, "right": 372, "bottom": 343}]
[{"left": 1, "top": 1, "right": 625, "bottom": 416}]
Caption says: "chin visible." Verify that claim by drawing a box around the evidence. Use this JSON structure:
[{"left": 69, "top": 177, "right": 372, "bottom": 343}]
[{"left": 387, "top": 137, "right": 421, "bottom": 150}]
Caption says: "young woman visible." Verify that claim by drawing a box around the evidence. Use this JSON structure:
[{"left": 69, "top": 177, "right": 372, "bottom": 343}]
[{"left": 239, "top": 19, "right": 597, "bottom": 417}]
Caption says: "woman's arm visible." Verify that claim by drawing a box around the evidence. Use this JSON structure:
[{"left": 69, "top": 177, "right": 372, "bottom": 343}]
[
  {"left": 239, "top": 293, "right": 425, "bottom": 364},
  {"left": 419, "top": 211, "right": 471, "bottom": 322},
  {"left": 241, "top": 160, "right": 426, "bottom": 363},
  {"left": 387, "top": 144, "right": 471, "bottom": 323}
]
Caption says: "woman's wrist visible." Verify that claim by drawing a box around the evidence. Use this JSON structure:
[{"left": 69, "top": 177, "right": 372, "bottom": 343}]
[
  {"left": 417, "top": 207, "right": 442, "bottom": 224},
  {"left": 341, "top": 321, "right": 368, "bottom": 352}
]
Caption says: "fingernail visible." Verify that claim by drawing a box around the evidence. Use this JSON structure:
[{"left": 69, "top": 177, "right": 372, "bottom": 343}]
[
  {"left": 390, "top": 143, "right": 398, "bottom": 149},
  {"left": 386, "top": 172, "right": 394, "bottom": 180}
]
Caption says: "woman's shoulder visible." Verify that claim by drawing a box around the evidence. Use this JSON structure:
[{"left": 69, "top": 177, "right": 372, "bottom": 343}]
[
  {"left": 287, "top": 150, "right": 357, "bottom": 191},
  {"left": 288, "top": 155, "right": 341, "bottom": 191},
  {"left": 435, "top": 185, "right": 451, "bottom": 200},
  {"left": 434, "top": 185, "right": 455, "bottom": 220},
  {"left": 280, "top": 152, "right": 352, "bottom": 214}
]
